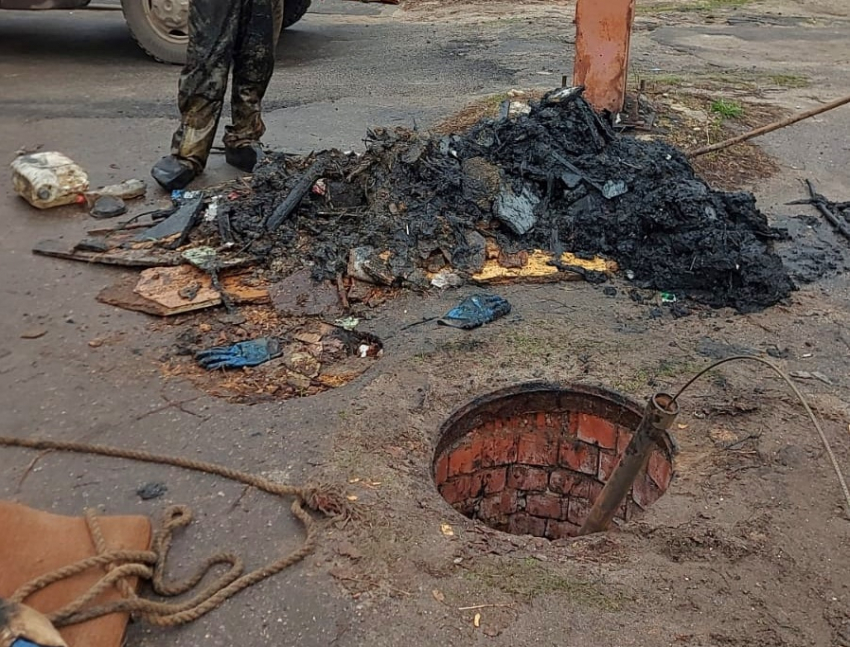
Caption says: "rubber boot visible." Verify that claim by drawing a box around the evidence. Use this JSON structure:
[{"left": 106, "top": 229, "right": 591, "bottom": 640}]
[
  {"left": 224, "top": 142, "right": 265, "bottom": 173},
  {"left": 151, "top": 155, "right": 200, "bottom": 191}
]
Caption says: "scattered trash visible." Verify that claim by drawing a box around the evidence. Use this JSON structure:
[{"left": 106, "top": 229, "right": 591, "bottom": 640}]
[
  {"left": 473, "top": 613, "right": 482, "bottom": 628},
  {"left": 430, "top": 269, "right": 464, "bottom": 289},
  {"left": 195, "top": 337, "right": 282, "bottom": 370},
  {"left": 601, "top": 179, "right": 628, "bottom": 199},
  {"left": 440, "top": 522, "right": 455, "bottom": 537},
  {"left": 202, "top": 196, "right": 221, "bottom": 223},
  {"left": 438, "top": 294, "right": 511, "bottom": 330},
  {"left": 137, "top": 195, "right": 204, "bottom": 243},
  {"left": 787, "top": 179, "right": 850, "bottom": 243},
  {"left": 11, "top": 151, "right": 89, "bottom": 209},
  {"left": 121, "top": 266, "right": 268, "bottom": 316},
  {"left": 334, "top": 316, "right": 360, "bottom": 331},
  {"left": 136, "top": 482, "right": 168, "bottom": 500},
  {"left": 495, "top": 185, "right": 539, "bottom": 235},
  {"left": 181, "top": 246, "right": 218, "bottom": 271},
  {"left": 347, "top": 246, "right": 394, "bottom": 286},
  {"left": 660, "top": 292, "right": 677, "bottom": 304},
  {"left": 90, "top": 195, "right": 127, "bottom": 219},
  {"left": 84, "top": 178, "right": 146, "bottom": 206},
  {"left": 30, "top": 88, "right": 795, "bottom": 315}
]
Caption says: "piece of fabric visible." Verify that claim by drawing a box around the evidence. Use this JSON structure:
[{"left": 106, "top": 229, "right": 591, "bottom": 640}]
[
  {"left": 195, "top": 337, "right": 282, "bottom": 370},
  {"left": 170, "top": 0, "right": 278, "bottom": 170},
  {"left": 437, "top": 294, "right": 512, "bottom": 329},
  {"left": 0, "top": 501, "right": 152, "bottom": 647}
]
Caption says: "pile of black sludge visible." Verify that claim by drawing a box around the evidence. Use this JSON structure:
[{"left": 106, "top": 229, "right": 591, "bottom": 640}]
[{"left": 229, "top": 87, "right": 795, "bottom": 313}]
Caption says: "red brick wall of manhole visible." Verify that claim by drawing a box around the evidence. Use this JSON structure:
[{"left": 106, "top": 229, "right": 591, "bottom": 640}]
[{"left": 433, "top": 385, "right": 674, "bottom": 540}]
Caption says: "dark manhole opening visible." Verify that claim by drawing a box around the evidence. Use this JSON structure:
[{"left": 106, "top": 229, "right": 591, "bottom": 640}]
[{"left": 433, "top": 382, "right": 675, "bottom": 540}]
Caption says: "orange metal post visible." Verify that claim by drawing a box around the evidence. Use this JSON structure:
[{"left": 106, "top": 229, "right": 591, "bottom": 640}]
[{"left": 572, "top": 0, "right": 636, "bottom": 114}]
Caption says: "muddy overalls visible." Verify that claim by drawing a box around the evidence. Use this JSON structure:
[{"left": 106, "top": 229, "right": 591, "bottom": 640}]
[{"left": 151, "top": 0, "right": 282, "bottom": 190}]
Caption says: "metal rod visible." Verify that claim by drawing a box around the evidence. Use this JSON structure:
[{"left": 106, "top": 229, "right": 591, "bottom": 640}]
[
  {"left": 687, "top": 92, "right": 850, "bottom": 158},
  {"left": 578, "top": 392, "right": 679, "bottom": 536}
]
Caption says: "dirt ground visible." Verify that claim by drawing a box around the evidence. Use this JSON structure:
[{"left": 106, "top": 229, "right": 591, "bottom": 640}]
[{"left": 2, "top": 0, "right": 850, "bottom": 646}]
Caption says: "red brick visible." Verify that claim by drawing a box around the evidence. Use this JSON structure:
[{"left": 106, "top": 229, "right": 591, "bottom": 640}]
[
  {"left": 448, "top": 442, "right": 478, "bottom": 477},
  {"left": 546, "top": 519, "right": 581, "bottom": 540},
  {"left": 567, "top": 497, "right": 593, "bottom": 525},
  {"left": 575, "top": 413, "right": 618, "bottom": 449},
  {"left": 550, "top": 469, "right": 580, "bottom": 495},
  {"left": 439, "top": 479, "right": 462, "bottom": 505},
  {"left": 517, "top": 430, "right": 557, "bottom": 466},
  {"left": 647, "top": 450, "right": 673, "bottom": 490},
  {"left": 559, "top": 440, "right": 599, "bottom": 475},
  {"left": 598, "top": 450, "right": 621, "bottom": 482},
  {"left": 434, "top": 453, "right": 449, "bottom": 486},
  {"left": 480, "top": 433, "right": 518, "bottom": 468},
  {"left": 480, "top": 467, "right": 507, "bottom": 495},
  {"left": 441, "top": 473, "right": 483, "bottom": 505},
  {"left": 571, "top": 474, "right": 604, "bottom": 501},
  {"left": 507, "top": 465, "right": 549, "bottom": 491},
  {"left": 500, "top": 488, "right": 519, "bottom": 514},
  {"left": 631, "top": 474, "right": 662, "bottom": 509},
  {"left": 617, "top": 427, "right": 634, "bottom": 454},
  {"left": 479, "top": 493, "right": 508, "bottom": 522},
  {"left": 535, "top": 412, "right": 548, "bottom": 431},
  {"left": 526, "top": 493, "right": 567, "bottom": 520},
  {"left": 509, "top": 512, "right": 547, "bottom": 537}
]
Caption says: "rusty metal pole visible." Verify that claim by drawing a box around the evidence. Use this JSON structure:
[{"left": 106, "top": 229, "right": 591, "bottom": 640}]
[
  {"left": 572, "top": 0, "right": 636, "bottom": 114},
  {"left": 578, "top": 393, "right": 679, "bottom": 536}
]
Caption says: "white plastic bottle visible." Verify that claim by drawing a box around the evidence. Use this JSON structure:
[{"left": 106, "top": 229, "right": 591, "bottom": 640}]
[{"left": 10, "top": 152, "right": 90, "bottom": 209}]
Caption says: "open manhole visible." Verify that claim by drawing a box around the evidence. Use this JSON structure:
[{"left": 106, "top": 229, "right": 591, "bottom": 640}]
[{"left": 433, "top": 383, "right": 675, "bottom": 540}]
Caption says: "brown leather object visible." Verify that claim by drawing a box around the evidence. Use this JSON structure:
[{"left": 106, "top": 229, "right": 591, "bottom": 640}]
[{"left": 0, "top": 501, "right": 152, "bottom": 647}]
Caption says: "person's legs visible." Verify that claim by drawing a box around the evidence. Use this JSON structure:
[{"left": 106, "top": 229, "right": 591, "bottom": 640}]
[
  {"left": 151, "top": 0, "right": 242, "bottom": 190},
  {"left": 223, "top": 0, "right": 277, "bottom": 173}
]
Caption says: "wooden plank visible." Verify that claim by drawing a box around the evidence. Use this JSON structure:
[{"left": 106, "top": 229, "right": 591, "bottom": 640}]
[
  {"left": 33, "top": 239, "right": 182, "bottom": 268},
  {"left": 470, "top": 250, "right": 616, "bottom": 285}
]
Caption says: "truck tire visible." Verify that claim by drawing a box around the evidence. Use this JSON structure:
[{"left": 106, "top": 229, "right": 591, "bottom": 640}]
[
  {"left": 282, "top": 0, "right": 311, "bottom": 28},
  {"left": 122, "top": 0, "right": 190, "bottom": 65},
  {"left": 123, "top": 0, "right": 311, "bottom": 65}
]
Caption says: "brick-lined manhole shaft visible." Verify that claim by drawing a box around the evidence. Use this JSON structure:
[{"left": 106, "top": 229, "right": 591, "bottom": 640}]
[{"left": 433, "top": 382, "right": 675, "bottom": 539}]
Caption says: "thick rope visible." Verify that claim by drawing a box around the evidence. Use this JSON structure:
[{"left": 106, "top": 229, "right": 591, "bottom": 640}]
[{"left": 1, "top": 436, "right": 347, "bottom": 628}]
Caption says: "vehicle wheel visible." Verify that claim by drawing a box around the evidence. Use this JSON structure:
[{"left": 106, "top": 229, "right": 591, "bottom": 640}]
[
  {"left": 122, "top": 0, "right": 190, "bottom": 65},
  {"left": 282, "top": 0, "right": 311, "bottom": 28}
]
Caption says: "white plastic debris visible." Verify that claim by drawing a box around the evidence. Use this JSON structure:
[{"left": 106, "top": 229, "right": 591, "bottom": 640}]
[
  {"left": 11, "top": 151, "right": 89, "bottom": 209},
  {"left": 430, "top": 270, "right": 463, "bottom": 289},
  {"left": 203, "top": 196, "right": 221, "bottom": 222}
]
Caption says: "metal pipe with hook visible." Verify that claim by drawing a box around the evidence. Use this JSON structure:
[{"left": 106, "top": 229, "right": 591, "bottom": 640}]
[{"left": 578, "top": 392, "right": 679, "bottom": 536}]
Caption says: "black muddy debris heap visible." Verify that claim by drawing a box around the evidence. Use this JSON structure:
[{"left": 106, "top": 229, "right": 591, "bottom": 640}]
[{"left": 207, "top": 87, "right": 796, "bottom": 313}]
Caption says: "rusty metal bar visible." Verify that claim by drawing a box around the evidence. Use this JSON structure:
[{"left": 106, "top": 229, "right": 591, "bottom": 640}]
[
  {"left": 578, "top": 392, "right": 679, "bottom": 536},
  {"left": 572, "top": 0, "right": 636, "bottom": 114}
]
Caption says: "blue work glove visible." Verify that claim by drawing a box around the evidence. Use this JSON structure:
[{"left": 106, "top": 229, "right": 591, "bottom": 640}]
[
  {"left": 438, "top": 294, "right": 512, "bottom": 330},
  {"left": 195, "top": 338, "right": 281, "bottom": 370}
]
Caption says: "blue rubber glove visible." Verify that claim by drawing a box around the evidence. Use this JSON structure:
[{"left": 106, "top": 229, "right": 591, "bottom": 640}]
[
  {"left": 438, "top": 294, "right": 512, "bottom": 330},
  {"left": 195, "top": 338, "right": 281, "bottom": 370}
]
